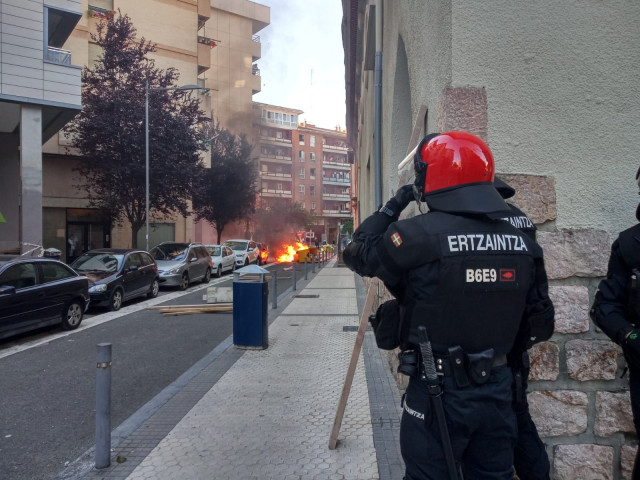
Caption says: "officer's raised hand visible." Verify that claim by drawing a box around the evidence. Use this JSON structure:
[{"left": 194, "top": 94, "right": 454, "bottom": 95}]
[
  {"left": 379, "top": 184, "right": 415, "bottom": 219},
  {"left": 623, "top": 329, "right": 640, "bottom": 369}
]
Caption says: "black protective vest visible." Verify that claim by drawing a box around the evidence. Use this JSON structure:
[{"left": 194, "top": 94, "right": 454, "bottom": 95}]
[
  {"left": 379, "top": 212, "right": 538, "bottom": 354},
  {"left": 489, "top": 203, "right": 537, "bottom": 241},
  {"left": 618, "top": 224, "right": 640, "bottom": 320}
]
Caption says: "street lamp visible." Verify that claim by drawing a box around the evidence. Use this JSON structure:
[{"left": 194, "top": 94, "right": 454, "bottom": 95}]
[{"left": 144, "top": 82, "right": 208, "bottom": 251}]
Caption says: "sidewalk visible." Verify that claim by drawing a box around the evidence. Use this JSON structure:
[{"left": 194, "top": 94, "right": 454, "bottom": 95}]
[{"left": 78, "top": 259, "right": 404, "bottom": 480}]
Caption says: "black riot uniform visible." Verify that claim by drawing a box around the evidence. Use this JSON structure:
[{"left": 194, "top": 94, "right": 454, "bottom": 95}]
[
  {"left": 592, "top": 188, "right": 640, "bottom": 478},
  {"left": 344, "top": 132, "right": 554, "bottom": 480},
  {"left": 492, "top": 177, "right": 550, "bottom": 480}
]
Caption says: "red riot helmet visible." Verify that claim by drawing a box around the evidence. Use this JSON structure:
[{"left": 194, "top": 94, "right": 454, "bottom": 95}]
[{"left": 413, "top": 131, "right": 509, "bottom": 214}]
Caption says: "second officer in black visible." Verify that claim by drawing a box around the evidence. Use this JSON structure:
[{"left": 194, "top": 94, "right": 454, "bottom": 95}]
[{"left": 343, "top": 131, "right": 555, "bottom": 480}]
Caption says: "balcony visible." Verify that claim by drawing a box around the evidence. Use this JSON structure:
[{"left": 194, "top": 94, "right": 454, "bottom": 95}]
[
  {"left": 322, "top": 209, "right": 352, "bottom": 218},
  {"left": 45, "top": 46, "right": 72, "bottom": 66},
  {"left": 261, "top": 188, "right": 292, "bottom": 199},
  {"left": 322, "top": 193, "right": 351, "bottom": 201},
  {"left": 260, "top": 135, "right": 292, "bottom": 145},
  {"left": 197, "top": 41, "right": 211, "bottom": 74},
  {"left": 322, "top": 176, "right": 351, "bottom": 185},
  {"left": 260, "top": 171, "right": 292, "bottom": 179},
  {"left": 88, "top": 5, "right": 115, "bottom": 19},
  {"left": 323, "top": 143, "right": 349, "bottom": 152},
  {"left": 197, "top": 0, "right": 210, "bottom": 28},
  {"left": 323, "top": 160, "right": 351, "bottom": 170}
]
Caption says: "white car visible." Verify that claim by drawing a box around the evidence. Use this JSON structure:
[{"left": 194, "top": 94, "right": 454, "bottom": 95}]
[
  {"left": 221, "top": 239, "right": 260, "bottom": 267},
  {"left": 205, "top": 244, "right": 236, "bottom": 277}
]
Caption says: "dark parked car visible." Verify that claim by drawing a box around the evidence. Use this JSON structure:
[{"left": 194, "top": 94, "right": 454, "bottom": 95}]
[
  {"left": 0, "top": 255, "right": 89, "bottom": 340},
  {"left": 149, "top": 242, "right": 213, "bottom": 290},
  {"left": 71, "top": 249, "right": 159, "bottom": 311}
]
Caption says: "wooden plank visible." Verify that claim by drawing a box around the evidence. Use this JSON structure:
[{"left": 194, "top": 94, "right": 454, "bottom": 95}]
[{"left": 328, "top": 277, "right": 379, "bottom": 450}]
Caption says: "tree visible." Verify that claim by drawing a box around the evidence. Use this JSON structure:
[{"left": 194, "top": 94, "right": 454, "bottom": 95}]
[
  {"left": 253, "top": 199, "right": 315, "bottom": 248},
  {"left": 192, "top": 126, "right": 258, "bottom": 243},
  {"left": 64, "top": 12, "right": 209, "bottom": 248},
  {"left": 341, "top": 219, "right": 354, "bottom": 235}
]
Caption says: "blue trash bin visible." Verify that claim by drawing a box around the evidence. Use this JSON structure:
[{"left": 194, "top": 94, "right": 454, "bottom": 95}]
[{"left": 232, "top": 265, "right": 269, "bottom": 349}]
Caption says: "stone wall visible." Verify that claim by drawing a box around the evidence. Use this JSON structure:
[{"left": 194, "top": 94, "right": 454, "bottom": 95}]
[{"left": 374, "top": 173, "right": 636, "bottom": 479}]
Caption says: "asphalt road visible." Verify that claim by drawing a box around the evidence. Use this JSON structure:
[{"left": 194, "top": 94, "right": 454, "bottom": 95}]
[{"left": 0, "top": 260, "right": 312, "bottom": 480}]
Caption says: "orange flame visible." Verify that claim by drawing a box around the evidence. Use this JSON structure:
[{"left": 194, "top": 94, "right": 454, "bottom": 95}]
[{"left": 276, "top": 242, "right": 307, "bottom": 263}]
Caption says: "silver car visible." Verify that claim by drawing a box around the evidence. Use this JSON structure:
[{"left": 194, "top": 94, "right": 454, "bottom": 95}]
[
  {"left": 222, "top": 239, "right": 260, "bottom": 267},
  {"left": 150, "top": 242, "right": 213, "bottom": 290},
  {"left": 205, "top": 245, "right": 236, "bottom": 277}
]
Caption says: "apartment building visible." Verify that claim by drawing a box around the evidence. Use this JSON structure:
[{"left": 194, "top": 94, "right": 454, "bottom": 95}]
[
  {"left": 0, "top": 0, "right": 82, "bottom": 254},
  {"left": 0, "top": 0, "right": 269, "bottom": 259},
  {"left": 255, "top": 102, "right": 352, "bottom": 244}
]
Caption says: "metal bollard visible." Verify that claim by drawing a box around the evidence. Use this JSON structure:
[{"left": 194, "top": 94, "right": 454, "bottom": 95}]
[
  {"left": 95, "top": 343, "right": 112, "bottom": 469},
  {"left": 292, "top": 262, "right": 297, "bottom": 290},
  {"left": 271, "top": 271, "right": 277, "bottom": 309},
  {"left": 312, "top": 256, "right": 316, "bottom": 273},
  {"left": 304, "top": 257, "right": 308, "bottom": 280}
]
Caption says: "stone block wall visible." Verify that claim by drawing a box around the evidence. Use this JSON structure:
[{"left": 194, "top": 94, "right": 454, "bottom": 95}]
[{"left": 374, "top": 173, "right": 636, "bottom": 479}]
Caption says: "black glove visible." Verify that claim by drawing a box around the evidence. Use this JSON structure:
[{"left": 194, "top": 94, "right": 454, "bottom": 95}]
[
  {"left": 623, "top": 329, "right": 640, "bottom": 370},
  {"left": 379, "top": 185, "right": 415, "bottom": 218}
]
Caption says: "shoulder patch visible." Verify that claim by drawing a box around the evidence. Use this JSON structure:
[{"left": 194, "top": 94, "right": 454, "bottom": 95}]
[{"left": 391, "top": 232, "right": 403, "bottom": 247}]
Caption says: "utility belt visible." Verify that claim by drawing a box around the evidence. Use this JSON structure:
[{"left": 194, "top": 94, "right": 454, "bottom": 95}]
[{"left": 398, "top": 346, "right": 507, "bottom": 388}]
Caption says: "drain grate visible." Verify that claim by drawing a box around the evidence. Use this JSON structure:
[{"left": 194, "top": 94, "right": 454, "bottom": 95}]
[
  {"left": 343, "top": 326, "right": 358, "bottom": 332},
  {"left": 295, "top": 294, "right": 320, "bottom": 298}
]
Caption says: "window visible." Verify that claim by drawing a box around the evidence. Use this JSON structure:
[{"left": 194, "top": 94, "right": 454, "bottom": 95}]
[
  {"left": 299, "top": 134, "right": 305, "bottom": 144},
  {"left": 41, "top": 262, "right": 75, "bottom": 283},
  {"left": 275, "top": 112, "right": 283, "bottom": 124},
  {"left": 277, "top": 183, "right": 283, "bottom": 191},
  {"left": 299, "top": 151, "right": 305, "bottom": 162},
  {"left": 311, "top": 202, "right": 316, "bottom": 210},
  {"left": 310, "top": 186, "right": 315, "bottom": 196},
  {"left": 291, "top": 115, "right": 298, "bottom": 126},
  {"left": 310, "top": 168, "right": 316, "bottom": 179},
  {"left": 310, "top": 136, "right": 316, "bottom": 147},
  {"left": 299, "top": 167, "right": 305, "bottom": 179},
  {"left": 299, "top": 185, "right": 305, "bottom": 195},
  {"left": 0, "top": 263, "right": 38, "bottom": 289},
  {"left": 310, "top": 152, "right": 316, "bottom": 162},
  {"left": 276, "top": 131, "right": 283, "bottom": 139}
]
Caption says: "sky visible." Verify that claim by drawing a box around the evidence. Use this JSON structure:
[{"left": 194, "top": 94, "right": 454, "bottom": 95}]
[{"left": 252, "top": 0, "right": 346, "bottom": 131}]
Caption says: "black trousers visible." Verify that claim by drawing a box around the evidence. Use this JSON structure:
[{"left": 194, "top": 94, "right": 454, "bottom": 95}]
[
  {"left": 629, "top": 366, "right": 640, "bottom": 480},
  {"left": 512, "top": 357, "right": 550, "bottom": 480},
  {"left": 401, "top": 365, "right": 516, "bottom": 480}
]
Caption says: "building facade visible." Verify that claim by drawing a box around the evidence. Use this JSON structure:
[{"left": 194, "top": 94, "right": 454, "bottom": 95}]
[
  {"left": 342, "top": 1, "right": 640, "bottom": 477},
  {"left": 0, "top": 0, "right": 269, "bottom": 260},
  {"left": 255, "top": 102, "right": 353, "bottom": 245},
  {"left": 0, "top": 0, "right": 82, "bottom": 254}
]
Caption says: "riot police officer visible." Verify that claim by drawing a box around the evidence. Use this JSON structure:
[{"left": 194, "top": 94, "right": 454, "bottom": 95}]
[
  {"left": 493, "top": 177, "right": 551, "bottom": 480},
  {"left": 591, "top": 167, "right": 640, "bottom": 478},
  {"left": 343, "top": 131, "right": 555, "bottom": 480}
]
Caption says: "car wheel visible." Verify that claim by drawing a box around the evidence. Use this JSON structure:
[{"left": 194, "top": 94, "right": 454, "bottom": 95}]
[
  {"left": 109, "top": 288, "right": 123, "bottom": 311},
  {"left": 256, "top": 257, "right": 261, "bottom": 266},
  {"left": 215, "top": 265, "right": 222, "bottom": 278},
  {"left": 203, "top": 268, "right": 212, "bottom": 283},
  {"left": 244, "top": 258, "right": 249, "bottom": 267},
  {"left": 61, "top": 300, "right": 83, "bottom": 330},
  {"left": 179, "top": 272, "right": 189, "bottom": 290},
  {"left": 148, "top": 279, "right": 159, "bottom": 298}
]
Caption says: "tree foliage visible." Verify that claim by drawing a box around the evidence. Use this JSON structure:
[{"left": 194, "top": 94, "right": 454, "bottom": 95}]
[
  {"left": 253, "top": 199, "right": 315, "bottom": 248},
  {"left": 341, "top": 219, "right": 354, "bottom": 235},
  {"left": 192, "top": 126, "right": 258, "bottom": 243},
  {"left": 64, "top": 12, "right": 209, "bottom": 248}
]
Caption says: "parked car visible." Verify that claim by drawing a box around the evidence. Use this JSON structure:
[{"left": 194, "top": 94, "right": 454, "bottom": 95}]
[
  {"left": 257, "top": 242, "right": 269, "bottom": 265},
  {"left": 205, "top": 245, "right": 236, "bottom": 277},
  {"left": 222, "top": 239, "right": 260, "bottom": 267},
  {"left": 149, "top": 242, "right": 213, "bottom": 290},
  {"left": 70, "top": 249, "right": 159, "bottom": 311},
  {"left": 0, "top": 255, "right": 89, "bottom": 340}
]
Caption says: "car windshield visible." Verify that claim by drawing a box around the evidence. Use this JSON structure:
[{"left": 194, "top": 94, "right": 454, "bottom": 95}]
[
  {"left": 207, "top": 246, "right": 221, "bottom": 256},
  {"left": 71, "top": 253, "right": 123, "bottom": 273},
  {"left": 150, "top": 244, "right": 187, "bottom": 261},
  {"left": 224, "top": 241, "right": 248, "bottom": 252}
]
